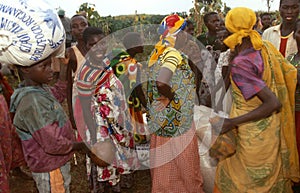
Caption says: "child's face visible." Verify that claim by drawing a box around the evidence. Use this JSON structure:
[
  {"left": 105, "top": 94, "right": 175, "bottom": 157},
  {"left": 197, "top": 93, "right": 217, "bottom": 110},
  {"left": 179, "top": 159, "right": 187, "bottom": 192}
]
[
  {"left": 216, "top": 30, "right": 229, "bottom": 41},
  {"left": 26, "top": 57, "right": 53, "bottom": 85},
  {"left": 261, "top": 15, "right": 272, "bottom": 28},
  {"left": 71, "top": 16, "right": 88, "bottom": 41},
  {"left": 86, "top": 34, "right": 107, "bottom": 62},
  {"left": 184, "top": 23, "right": 195, "bottom": 36},
  {"left": 206, "top": 14, "right": 221, "bottom": 33}
]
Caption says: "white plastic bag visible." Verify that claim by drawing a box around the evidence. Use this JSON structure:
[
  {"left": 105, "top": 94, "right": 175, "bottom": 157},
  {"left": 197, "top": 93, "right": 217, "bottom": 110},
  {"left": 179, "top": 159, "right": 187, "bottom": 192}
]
[{"left": 0, "top": 0, "right": 65, "bottom": 66}]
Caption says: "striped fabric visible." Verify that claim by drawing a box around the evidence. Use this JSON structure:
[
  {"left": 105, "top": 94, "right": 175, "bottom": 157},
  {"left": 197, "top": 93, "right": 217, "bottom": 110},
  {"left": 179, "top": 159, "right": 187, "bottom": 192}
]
[
  {"left": 32, "top": 162, "right": 71, "bottom": 193},
  {"left": 77, "top": 61, "right": 112, "bottom": 97},
  {"left": 150, "top": 127, "right": 204, "bottom": 193},
  {"left": 160, "top": 48, "right": 183, "bottom": 72}
]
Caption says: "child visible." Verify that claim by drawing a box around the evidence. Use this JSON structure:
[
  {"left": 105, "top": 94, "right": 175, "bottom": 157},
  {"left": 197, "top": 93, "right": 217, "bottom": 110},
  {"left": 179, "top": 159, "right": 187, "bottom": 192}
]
[
  {"left": 76, "top": 27, "right": 139, "bottom": 193},
  {"left": 0, "top": 1, "right": 88, "bottom": 191},
  {"left": 10, "top": 56, "right": 87, "bottom": 192},
  {"left": 64, "top": 14, "right": 89, "bottom": 131}
]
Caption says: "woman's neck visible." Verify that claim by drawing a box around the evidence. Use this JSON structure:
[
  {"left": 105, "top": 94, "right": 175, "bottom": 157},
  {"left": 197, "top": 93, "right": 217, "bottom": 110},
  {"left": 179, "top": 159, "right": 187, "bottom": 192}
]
[{"left": 237, "top": 40, "right": 252, "bottom": 53}]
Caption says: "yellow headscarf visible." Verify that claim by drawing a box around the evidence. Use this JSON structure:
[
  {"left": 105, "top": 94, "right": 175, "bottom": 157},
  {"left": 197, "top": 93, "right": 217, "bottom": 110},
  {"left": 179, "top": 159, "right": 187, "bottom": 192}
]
[
  {"left": 148, "top": 14, "right": 186, "bottom": 67},
  {"left": 224, "top": 7, "right": 263, "bottom": 51}
]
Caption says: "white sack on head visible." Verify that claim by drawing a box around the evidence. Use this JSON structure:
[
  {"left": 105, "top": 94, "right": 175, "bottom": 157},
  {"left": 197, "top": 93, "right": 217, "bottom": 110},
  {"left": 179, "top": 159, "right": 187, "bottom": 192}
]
[{"left": 0, "top": 0, "right": 65, "bottom": 66}]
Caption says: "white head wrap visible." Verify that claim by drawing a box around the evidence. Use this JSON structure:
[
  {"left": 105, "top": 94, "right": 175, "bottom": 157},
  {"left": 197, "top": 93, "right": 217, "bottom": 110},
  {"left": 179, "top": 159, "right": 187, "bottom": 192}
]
[{"left": 0, "top": 0, "right": 65, "bottom": 66}]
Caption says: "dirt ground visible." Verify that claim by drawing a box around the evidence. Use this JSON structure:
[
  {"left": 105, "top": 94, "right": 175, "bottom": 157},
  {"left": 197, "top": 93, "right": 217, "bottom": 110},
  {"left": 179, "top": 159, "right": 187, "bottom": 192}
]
[{"left": 9, "top": 152, "right": 152, "bottom": 193}]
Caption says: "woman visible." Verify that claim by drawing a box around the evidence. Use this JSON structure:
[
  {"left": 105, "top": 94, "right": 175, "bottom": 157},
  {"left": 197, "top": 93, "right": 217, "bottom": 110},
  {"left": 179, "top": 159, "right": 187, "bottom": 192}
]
[
  {"left": 211, "top": 7, "right": 300, "bottom": 192},
  {"left": 76, "top": 27, "right": 139, "bottom": 193},
  {"left": 147, "top": 14, "right": 204, "bottom": 193}
]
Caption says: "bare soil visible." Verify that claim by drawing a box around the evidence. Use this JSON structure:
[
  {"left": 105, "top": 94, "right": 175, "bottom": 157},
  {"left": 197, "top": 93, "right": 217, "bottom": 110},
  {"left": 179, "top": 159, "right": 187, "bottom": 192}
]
[{"left": 9, "top": 152, "right": 151, "bottom": 193}]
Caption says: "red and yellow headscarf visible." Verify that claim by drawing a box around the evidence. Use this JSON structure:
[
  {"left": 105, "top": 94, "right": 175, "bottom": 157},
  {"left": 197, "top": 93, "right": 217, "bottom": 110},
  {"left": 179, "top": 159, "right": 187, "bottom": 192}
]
[
  {"left": 148, "top": 14, "right": 186, "bottom": 67},
  {"left": 224, "top": 7, "right": 263, "bottom": 51}
]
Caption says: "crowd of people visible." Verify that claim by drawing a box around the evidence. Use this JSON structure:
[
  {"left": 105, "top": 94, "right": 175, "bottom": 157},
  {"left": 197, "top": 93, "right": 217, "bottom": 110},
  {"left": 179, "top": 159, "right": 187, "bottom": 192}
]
[{"left": 2, "top": 0, "right": 300, "bottom": 192}]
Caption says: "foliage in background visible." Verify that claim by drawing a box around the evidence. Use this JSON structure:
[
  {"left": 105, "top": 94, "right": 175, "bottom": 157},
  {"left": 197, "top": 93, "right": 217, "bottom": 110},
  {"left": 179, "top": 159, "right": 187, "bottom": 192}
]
[
  {"left": 75, "top": 1, "right": 280, "bottom": 40},
  {"left": 189, "top": 0, "right": 230, "bottom": 36}
]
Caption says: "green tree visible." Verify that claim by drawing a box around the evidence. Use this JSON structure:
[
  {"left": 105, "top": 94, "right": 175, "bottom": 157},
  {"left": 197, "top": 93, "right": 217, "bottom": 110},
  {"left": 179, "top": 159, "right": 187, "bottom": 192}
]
[
  {"left": 77, "top": 3, "right": 111, "bottom": 34},
  {"left": 191, "top": 0, "right": 230, "bottom": 36}
]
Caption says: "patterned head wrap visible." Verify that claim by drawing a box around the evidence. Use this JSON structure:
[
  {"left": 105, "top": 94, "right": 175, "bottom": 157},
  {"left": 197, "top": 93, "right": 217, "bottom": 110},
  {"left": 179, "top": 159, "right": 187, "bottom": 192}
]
[
  {"left": 223, "top": 7, "right": 263, "bottom": 50},
  {"left": 148, "top": 14, "right": 186, "bottom": 67}
]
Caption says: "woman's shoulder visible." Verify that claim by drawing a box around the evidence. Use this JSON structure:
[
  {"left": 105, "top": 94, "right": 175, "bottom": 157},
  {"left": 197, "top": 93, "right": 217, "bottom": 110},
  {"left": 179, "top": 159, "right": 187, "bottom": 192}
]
[{"left": 232, "top": 48, "right": 263, "bottom": 68}]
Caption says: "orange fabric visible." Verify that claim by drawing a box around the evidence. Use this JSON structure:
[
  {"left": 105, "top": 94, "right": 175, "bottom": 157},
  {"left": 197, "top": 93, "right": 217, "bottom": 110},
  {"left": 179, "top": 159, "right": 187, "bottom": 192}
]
[
  {"left": 213, "top": 185, "right": 221, "bottom": 193},
  {"left": 50, "top": 167, "right": 65, "bottom": 193},
  {"left": 150, "top": 126, "right": 204, "bottom": 193}
]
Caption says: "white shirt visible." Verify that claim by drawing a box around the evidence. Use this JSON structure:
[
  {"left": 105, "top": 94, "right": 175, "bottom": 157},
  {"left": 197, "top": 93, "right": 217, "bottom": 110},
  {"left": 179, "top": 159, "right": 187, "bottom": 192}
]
[{"left": 262, "top": 24, "right": 297, "bottom": 58}]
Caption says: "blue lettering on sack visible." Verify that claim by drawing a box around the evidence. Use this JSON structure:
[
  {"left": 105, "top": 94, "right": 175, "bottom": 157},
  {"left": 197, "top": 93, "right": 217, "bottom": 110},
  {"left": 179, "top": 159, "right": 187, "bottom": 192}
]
[
  {"left": 0, "top": 4, "right": 35, "bottom": 27},
  {"left": 0, "top": 17, "right": 24, "bottom": 34},
  {"left": 17, "top": 33, "right": 32, "bottom": 53},
  {"left": 29, "top": 25, "right": 47, "bottom": 61},
  {"left": 48, "top": 36, "right": 64, "bottom": 49},
  {"left": 0, "top": 4, "right": 64, "bottom": 61}
]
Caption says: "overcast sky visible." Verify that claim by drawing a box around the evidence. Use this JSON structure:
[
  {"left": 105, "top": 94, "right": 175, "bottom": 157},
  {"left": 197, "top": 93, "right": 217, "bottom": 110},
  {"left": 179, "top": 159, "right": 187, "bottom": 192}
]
[{"left": 47, "top": 0, "right": 280, "bottom": 17}]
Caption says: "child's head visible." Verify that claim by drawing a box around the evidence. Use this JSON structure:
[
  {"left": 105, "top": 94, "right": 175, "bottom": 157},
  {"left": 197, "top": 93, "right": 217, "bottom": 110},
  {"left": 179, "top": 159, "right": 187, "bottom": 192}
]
[
  {"left": 260, "top": 12, "right": 272, "bottom": 29},
  {"left": 122, "top": 32, "right": 144, "bottom": 55},
  {"left": 83, "top": 27, "right": 107, "bottom": 62},
  {"left": 215, "top": 29, "right": 230, "bottom": 52},
  {"left": 17, "top": 56, "right": 53, "bottom": 86},
  {"left": 184, "top": 19, "right": 195, "bottom": 36},
  {"left": 71, "top": 15, "right": 89, "bottom": 41},
  {"left": 203, "top": 12, "right": 221, "bottom": 33}
]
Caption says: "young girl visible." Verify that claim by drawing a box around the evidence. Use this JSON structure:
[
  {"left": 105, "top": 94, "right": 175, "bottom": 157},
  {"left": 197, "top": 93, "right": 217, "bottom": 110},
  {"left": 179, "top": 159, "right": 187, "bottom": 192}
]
[
  {"left": 10, "top": 56, "right": 87, "bottom": 192},
  {"left": 63, "top": 15, "right": 89, "bottom": 132},
  {"left": 76, "top": 27, "right": 139, "bottom": 193}
]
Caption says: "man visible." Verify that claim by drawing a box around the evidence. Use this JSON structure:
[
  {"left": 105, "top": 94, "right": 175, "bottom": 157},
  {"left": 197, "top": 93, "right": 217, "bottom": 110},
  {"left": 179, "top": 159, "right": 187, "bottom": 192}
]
[
  {"left": 197, "top": 12, "right": 221, "bottom": 51},
  {"left": 262, "top": 0, "right": 299, "bottom": 58}
]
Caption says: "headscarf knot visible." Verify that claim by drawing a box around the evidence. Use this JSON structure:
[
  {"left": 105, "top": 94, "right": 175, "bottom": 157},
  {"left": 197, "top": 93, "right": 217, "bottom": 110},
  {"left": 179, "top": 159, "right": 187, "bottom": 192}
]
[
  {"left": 223, "top": 7, "right": 263, "bottom": 51},
  {"left": 149, "top": 14, "right": 186, "bottom": 67}
]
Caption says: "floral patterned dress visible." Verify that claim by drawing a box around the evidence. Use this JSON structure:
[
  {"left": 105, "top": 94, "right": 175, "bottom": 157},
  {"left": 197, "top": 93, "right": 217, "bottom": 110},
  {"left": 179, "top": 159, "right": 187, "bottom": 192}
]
[{"left": 76, "top": 59, "right": 139, "bottom": 189}]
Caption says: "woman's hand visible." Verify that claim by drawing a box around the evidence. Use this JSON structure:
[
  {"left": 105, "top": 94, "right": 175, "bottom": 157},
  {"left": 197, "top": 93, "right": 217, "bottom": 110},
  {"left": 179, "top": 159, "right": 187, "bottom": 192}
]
[{"left": 209, "top": 116, "right": 236, "bottom": 134}]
